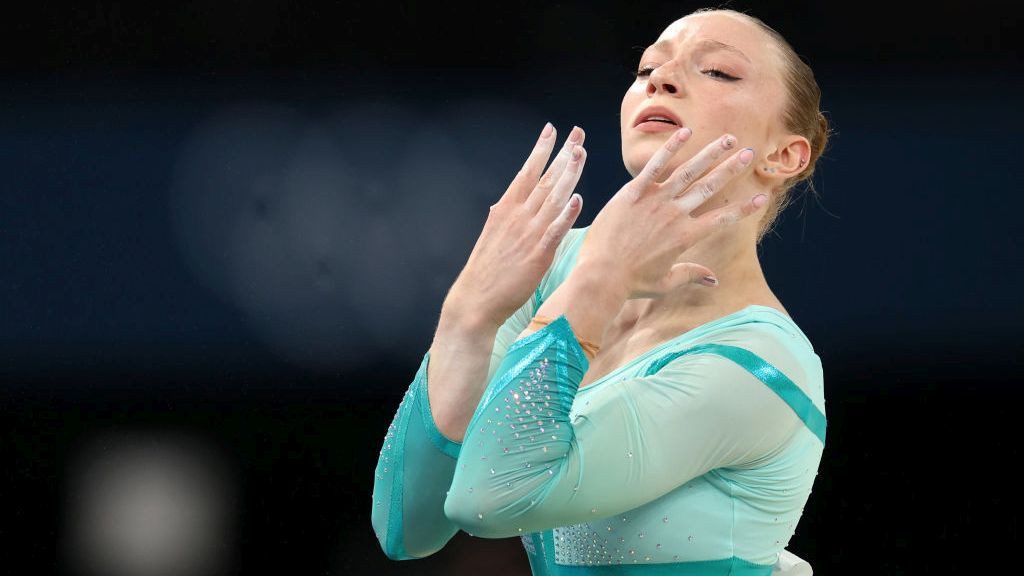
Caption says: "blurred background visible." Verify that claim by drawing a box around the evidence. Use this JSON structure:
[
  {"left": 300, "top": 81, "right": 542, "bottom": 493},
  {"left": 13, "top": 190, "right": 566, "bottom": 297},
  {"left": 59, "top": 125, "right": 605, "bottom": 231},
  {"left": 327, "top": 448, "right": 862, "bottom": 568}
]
[{"left": 1, "top": 1, "right": 1021, "bottom": 574}]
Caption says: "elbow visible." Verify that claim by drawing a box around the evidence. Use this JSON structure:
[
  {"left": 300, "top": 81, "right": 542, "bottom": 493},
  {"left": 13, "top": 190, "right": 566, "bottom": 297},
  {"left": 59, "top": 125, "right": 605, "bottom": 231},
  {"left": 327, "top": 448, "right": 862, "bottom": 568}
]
[{"left": 443, "top": 493, "right": 517, "bottom": 539}]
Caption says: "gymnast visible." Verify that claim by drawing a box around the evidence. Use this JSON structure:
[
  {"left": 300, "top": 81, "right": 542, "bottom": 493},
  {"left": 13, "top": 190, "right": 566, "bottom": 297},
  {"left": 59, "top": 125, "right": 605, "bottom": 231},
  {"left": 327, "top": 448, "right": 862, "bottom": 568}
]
[{"left": 373, "top": 7, "right": 829, "bottom": 574}]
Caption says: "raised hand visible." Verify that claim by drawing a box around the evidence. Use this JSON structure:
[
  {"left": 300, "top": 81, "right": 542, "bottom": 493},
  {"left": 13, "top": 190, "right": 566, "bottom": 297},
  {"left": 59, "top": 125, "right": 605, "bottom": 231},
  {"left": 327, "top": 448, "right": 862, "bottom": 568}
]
[
  {"left": 577, "top": 128, "right": 768, "bottom": 299},
  {"left": 442, "top": 123, "right": 589, "bottom": 331}
]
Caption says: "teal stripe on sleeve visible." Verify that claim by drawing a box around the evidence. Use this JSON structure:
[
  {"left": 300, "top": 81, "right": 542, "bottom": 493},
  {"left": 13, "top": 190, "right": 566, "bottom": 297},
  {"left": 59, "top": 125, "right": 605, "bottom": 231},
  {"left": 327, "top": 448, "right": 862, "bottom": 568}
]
[
  {"left": 645, "top": 343, "right": 826, "bottom": 445},
  {"left": 385, "top": 386, "right": 414, "bottom": 558}
]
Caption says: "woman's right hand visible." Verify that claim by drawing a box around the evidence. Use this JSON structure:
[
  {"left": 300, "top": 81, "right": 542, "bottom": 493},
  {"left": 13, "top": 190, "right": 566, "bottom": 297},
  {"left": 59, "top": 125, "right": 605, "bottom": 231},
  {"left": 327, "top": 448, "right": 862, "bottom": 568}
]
[{"left": 442, "top": 123, "right": 588, "bottom": 332}]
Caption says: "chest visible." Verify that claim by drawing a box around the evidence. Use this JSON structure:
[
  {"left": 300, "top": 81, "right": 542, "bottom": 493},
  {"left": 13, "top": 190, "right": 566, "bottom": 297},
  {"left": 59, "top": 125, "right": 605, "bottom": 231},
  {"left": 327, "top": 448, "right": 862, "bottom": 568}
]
[{"left": 578, "top": 338, "right": 661, "bottom": 389}]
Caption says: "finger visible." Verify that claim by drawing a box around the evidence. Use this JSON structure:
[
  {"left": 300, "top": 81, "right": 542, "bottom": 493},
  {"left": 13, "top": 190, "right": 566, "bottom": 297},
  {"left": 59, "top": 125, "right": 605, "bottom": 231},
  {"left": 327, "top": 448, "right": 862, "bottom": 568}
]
[
  {"left": 524, "top": 126, "right": 585, "bottom": 214},
  {"left": 505, "top": 122, "right": 558, "bottom": 204},
  {"left": 674, "top": 147, "right": 755, "bottom": 214},
  {"left": 537, "top": 145, "right": 586, "bottom": 223},
  {"left": 635, "top": 127, "right": 693, "bottom": 187},
  {"left": 661, "top": 133, "right": 739, "bottom": 199},
  {"left": 694, "top": 190, "right": 770, "bottom": 231},
  {"left": 539, "top": 193, "right": 583, "bottom": 252}
]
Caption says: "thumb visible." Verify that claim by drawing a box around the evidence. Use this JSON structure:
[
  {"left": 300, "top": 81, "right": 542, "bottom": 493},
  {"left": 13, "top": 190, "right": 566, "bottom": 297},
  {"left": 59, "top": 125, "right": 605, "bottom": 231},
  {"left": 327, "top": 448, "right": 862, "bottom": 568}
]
[{"left": 661, "top": 262, "right": 719, "bottom": 291}]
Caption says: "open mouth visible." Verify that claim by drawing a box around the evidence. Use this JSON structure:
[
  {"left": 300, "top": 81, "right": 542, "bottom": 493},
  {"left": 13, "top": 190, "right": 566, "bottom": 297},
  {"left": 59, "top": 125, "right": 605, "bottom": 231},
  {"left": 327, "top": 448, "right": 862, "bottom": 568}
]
[
  {"left": 633, "top": 107, "right": 683, "bottom": 129},
  {"left": 640, "top": 116, "right": 678, "bottom": 125}
]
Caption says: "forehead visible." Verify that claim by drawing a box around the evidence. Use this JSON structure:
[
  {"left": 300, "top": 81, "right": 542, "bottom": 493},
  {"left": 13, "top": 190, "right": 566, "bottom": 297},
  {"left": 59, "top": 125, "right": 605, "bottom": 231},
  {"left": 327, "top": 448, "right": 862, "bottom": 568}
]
[{"left": 651, "top": 11, "right": 778, "bottom": 64}]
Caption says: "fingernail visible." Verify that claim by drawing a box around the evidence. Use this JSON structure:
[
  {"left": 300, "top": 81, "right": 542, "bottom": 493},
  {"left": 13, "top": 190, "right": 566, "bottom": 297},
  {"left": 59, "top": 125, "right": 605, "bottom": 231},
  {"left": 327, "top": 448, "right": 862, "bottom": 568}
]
[
  {"left": 569, "top": 194, "right": 581, "bottom": 208},
  {"left": 571, "top": 145, "right": 583, "bottom": 161},
  {"left": 701, "top": 275, "right": 718, "bottom": 286},
  {"left": 542, "top": 122, "right": 553, "bottom": 138},
  {"left": 569, "top": 126, "right": 583, "bottom": 143},
  {"left": 722, "top": 135, "right": 736, "bottom": 149},
  {"left": 753, "top": 193, "right": 768, "bottom": 208},
  {"left": 739, "top": 148, "right": 754, "bottom": 165},
  {"left": 676, "top": 127, "right": 692, "bottom": 141}
]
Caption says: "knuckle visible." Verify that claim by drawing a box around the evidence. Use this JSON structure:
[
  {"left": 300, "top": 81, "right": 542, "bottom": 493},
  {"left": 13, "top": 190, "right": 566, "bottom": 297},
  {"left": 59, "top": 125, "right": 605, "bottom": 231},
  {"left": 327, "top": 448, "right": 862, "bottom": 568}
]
[
  {"left": 677, "top": 166, "right": 697, "bottom": 187},
  {"left": 714, "top": 212, "right": 737, "bottom": 227},
  {"left": 695, "top": 181, "right": 716, "bottom": 201}
]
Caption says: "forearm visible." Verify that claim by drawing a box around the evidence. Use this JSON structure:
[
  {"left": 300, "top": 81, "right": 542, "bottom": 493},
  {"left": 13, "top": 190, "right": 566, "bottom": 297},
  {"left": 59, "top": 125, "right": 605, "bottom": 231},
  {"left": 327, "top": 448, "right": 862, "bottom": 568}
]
[{"left": 427, "top": 308, "right": 502, "bottom": 443}]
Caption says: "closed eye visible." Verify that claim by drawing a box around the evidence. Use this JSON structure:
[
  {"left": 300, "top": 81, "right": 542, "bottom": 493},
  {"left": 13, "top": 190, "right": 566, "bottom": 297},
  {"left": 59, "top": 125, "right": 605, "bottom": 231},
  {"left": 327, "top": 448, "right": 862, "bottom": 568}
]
[
  {"left": 703, "top": 68, "right": 740, "bottom": 81},
  {"left": 635, "top": 66, "right": 740, "bottom": 81}
]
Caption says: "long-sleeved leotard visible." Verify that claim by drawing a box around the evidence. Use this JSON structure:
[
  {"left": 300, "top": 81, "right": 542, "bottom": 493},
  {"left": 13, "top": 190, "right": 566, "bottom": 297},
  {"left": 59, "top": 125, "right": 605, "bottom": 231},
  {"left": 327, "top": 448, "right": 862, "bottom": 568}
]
[{"left": 372, "top": 228, "right": 826, "bottom": 575}]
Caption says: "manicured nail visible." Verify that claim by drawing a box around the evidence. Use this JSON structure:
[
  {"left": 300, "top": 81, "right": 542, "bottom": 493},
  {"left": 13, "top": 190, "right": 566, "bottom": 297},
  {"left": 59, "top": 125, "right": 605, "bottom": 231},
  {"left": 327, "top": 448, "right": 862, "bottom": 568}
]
[
  {"left": 542, "top": 122, "right": 553, "bottom": 138},
  {"left": 722, "top": 135, "right": 736, "bottom": 149},
  {"left": 739, "top": 148, "right": 754, "bottom": 165},
  {"left": 675, "top": 127, "right": 692, "bottom": 141},
  {"left": 571, "top": 145, "right": 583, "bottom": 161},
  {"left": 569, "top": 194, "right": 581, "bottom": 208},
  {"left": 701, "top": 275, "right": 718, "bottom": 286},
  {"left": 753, "top": 193, "right": 768, "bottom": 208},
  {"left": 569, "top": 126, "right": 583, "bottom": 143}
]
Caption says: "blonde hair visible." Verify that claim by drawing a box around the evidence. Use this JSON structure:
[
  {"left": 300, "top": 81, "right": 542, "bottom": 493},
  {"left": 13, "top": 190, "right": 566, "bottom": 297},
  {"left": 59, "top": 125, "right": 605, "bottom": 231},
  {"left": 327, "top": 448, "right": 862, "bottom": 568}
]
[{"left": 691, "top": 8, "right": 831, "bottom": 242}]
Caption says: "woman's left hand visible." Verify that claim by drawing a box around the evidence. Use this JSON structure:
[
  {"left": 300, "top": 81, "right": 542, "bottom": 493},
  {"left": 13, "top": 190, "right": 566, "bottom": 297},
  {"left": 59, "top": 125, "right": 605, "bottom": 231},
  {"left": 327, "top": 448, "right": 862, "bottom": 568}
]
[{"left": 576, "top": 128, "right": 768, "bottom": 299}]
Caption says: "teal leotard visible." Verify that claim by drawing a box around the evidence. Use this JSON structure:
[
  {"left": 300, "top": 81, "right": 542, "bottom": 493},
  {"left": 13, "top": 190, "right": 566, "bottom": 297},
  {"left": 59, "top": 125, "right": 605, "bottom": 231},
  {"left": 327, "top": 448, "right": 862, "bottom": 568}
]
[{"left": 372, "top": 227, "right": 826, "bottom": 575}]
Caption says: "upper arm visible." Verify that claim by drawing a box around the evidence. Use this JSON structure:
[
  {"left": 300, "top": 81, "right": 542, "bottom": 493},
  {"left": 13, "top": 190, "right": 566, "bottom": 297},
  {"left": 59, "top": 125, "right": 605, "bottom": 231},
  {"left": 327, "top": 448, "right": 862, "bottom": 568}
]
[{"left": 570, "top": 352, "right": 805, "bottom": 497}]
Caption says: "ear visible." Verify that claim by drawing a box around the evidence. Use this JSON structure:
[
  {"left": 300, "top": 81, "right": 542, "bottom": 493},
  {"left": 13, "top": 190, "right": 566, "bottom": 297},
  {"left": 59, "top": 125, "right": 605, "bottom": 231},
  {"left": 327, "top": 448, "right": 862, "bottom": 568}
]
[{"left": 758, "top": 134, "right": 811, "bottom": 184}]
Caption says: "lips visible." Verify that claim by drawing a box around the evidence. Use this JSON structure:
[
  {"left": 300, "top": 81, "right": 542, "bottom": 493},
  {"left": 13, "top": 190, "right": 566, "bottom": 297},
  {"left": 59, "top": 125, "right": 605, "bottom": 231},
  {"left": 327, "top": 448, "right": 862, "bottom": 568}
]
[{"left": 633, "top": 106, "right": 683, "bottom": 128}]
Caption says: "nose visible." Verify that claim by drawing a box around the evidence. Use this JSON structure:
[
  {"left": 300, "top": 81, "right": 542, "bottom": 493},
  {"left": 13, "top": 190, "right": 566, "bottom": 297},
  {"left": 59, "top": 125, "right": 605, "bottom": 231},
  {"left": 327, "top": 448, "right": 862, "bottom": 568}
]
[{"left": 646, "top": 65, "right": 681, "bottom": 96}]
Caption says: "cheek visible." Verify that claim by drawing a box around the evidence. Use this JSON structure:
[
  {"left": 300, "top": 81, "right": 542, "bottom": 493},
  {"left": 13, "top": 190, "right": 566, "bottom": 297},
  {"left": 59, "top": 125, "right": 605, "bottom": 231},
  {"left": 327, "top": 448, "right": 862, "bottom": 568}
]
[{"left": 619, "top": 81, "right": 646, "bottom": 128}]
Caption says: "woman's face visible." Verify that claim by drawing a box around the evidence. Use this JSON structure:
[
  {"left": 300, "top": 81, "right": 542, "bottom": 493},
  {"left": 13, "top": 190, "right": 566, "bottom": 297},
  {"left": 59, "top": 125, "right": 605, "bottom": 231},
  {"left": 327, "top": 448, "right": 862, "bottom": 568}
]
[{"left": 620, "top": 12, "right": 787, "bottom": 186}]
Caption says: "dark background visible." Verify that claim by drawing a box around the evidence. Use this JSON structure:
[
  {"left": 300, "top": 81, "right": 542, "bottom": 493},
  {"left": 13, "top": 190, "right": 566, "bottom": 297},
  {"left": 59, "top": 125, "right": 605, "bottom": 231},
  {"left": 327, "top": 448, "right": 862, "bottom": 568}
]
[{"left": 2, "top": 1, "right": 1021, "bottom": 574}]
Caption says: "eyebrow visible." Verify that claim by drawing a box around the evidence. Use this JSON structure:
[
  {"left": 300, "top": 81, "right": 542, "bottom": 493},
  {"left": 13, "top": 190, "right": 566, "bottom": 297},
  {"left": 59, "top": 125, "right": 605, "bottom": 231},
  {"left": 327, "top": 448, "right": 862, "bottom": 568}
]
[{"left": 647, "top": 38, "right": 752, "bottom": 64}]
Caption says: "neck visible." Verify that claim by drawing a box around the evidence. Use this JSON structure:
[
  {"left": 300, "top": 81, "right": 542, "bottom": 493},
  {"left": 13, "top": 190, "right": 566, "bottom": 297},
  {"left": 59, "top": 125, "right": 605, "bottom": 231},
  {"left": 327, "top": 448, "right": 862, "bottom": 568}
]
[{"left": 607, "top": 225, "right": 772, "bottom": 344}]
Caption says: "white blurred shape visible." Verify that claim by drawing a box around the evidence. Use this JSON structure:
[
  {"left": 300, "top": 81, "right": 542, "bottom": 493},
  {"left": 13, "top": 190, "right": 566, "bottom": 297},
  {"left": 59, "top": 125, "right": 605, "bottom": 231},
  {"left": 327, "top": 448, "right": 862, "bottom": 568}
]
[{"left": 65, "top": 432, "right": 234, "bottom": 576}]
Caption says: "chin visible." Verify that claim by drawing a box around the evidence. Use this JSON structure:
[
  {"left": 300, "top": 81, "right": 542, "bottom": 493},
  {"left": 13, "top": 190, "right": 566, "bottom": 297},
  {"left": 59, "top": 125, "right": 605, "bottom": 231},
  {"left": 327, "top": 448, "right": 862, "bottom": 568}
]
[{"left": 622, "top": 146, "right": 685, "bottom": 181}]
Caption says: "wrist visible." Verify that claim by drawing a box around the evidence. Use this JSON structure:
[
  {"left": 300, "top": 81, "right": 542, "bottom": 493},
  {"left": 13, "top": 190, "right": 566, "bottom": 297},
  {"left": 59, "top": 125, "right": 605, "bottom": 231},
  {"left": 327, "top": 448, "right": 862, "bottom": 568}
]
[
  {"left": 535, "top": 266, "right": 628, "bottom": 347},
  {"left": 439, "top": 298, "right": 504, "bottom": 335}
]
